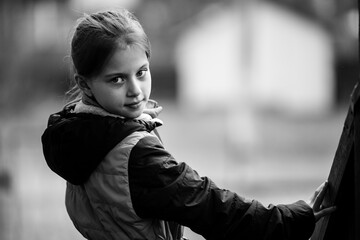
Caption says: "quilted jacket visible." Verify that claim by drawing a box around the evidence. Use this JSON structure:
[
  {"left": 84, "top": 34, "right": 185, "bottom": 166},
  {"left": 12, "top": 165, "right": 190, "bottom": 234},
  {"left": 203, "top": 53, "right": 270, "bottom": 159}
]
[{"left": 41, "top": 101, "right": 316, "bottom": 240}]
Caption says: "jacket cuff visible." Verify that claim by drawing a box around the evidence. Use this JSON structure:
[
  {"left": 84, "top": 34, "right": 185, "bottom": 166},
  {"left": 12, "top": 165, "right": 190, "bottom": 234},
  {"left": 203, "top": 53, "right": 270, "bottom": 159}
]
[{"left": 284, "top": 200, "right": 316, "bottom": 239}]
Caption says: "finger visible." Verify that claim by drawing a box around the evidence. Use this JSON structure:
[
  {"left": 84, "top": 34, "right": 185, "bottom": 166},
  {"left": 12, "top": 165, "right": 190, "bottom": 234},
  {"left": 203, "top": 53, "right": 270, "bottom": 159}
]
[
  {"left": 143, "top": 110, "right": 155, "bottom": 118},
  {"left": 146, "top": 99, "right": 159, "bottom": 108},
  {"left": 143, "top": 106, "right": 163, "bottom": 118},
  {"left": 152, "top": 106, "right": 163, "bottom": 116},
  {"left": 315, "top": 206, "right": 337, "bottom": 222},
  {"left": 308, "top": 191, "right": 317, "bottom": 206},
  {"left": 309, "top": 181, "right": 327, "bottom": 207},
  {"left": 313, "top": 182, "right": 324, "bottom": 199},
  {"left": 313, "top": 181, "right": 328, "bottom": 210}
]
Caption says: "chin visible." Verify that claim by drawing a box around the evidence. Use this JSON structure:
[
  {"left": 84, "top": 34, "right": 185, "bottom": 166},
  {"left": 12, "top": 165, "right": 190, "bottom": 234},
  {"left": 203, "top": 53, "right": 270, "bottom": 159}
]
[{"left": 124, "top": 111, "right": 143, "bottom": 119}]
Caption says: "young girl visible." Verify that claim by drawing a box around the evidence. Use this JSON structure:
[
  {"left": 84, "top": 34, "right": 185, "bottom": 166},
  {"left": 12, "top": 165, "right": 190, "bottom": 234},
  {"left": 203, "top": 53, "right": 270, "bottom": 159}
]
[{"left": 41, "top": 9, "right": 335, "bottom": 240}]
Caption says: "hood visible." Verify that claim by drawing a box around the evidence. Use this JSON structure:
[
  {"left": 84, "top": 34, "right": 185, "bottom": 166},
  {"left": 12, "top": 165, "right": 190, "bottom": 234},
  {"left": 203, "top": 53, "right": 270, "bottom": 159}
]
[{"left": 41, "top": 103, "right": 160, "bottom": 185}]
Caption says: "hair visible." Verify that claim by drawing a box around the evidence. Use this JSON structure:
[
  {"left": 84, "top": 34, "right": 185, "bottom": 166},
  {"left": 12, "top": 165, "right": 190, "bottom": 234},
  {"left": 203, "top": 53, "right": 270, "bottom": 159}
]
[{"left": 66, "top": 9, "right": 151, "bottom": 102}]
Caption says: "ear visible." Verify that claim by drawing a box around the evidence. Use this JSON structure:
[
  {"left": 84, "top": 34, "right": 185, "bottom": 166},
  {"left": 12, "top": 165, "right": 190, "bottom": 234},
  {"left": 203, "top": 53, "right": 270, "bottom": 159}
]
[{"left": 74, "top": 74, "right": 93, "bottom": 97}]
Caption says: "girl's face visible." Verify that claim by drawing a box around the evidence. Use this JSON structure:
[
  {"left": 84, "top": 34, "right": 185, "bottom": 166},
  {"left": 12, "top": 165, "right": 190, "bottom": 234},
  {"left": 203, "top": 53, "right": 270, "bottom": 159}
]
[{"left": 87, "top": 45, "right": 151, "bottom": 118}]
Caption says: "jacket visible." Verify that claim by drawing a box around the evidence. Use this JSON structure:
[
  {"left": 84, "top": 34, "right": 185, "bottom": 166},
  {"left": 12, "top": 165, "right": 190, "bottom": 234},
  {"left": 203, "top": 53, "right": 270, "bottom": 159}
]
[{"left": 41, "top": 101, "right": 316, "bottom": 240}]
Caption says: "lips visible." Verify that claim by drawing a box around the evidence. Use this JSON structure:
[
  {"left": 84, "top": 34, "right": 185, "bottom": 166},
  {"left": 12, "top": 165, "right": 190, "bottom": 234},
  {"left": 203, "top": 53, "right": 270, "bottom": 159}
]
[{"left": 125, "top": 100, "right": 143, "bottom": 109}]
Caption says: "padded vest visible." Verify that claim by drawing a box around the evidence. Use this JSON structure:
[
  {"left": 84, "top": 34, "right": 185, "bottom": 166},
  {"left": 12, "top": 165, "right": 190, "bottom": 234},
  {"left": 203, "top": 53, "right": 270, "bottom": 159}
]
[{"left": 65, "top": 131, "right": 177, "bottom": 240}]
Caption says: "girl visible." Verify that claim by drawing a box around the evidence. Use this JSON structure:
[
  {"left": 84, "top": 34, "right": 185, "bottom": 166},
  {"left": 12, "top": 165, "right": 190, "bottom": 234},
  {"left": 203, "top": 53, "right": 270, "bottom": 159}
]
[{"left": 42, "top": 9, "right": 335, "bottom": 240}]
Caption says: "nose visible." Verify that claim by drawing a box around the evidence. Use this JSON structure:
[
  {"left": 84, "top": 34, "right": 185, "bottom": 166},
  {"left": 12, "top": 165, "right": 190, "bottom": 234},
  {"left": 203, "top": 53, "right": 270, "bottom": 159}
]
[{"left": 126, "top": 77, "right": 142, "bottom": 97}]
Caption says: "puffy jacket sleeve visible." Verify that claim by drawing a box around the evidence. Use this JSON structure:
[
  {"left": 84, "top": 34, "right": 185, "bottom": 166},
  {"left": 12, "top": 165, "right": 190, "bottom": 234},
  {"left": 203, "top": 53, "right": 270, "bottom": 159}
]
[{"left": 128, "top": 134, "right": 315, "bottom": 240}]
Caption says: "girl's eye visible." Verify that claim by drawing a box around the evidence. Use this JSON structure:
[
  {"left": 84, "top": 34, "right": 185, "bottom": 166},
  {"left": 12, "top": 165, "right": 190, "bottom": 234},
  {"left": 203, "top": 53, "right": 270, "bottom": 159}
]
[
  {"left": 111, "top": 77, "right": 125, "bottom": 84},
  {"left": 136, "top": 69, "right": 147, "bottom": 78}
]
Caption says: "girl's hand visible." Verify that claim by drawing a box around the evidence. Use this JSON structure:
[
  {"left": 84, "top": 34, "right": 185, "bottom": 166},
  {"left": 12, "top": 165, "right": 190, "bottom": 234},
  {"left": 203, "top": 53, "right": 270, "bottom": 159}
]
[
  {"left": 143, "top": 106, "right": 163, "bottom": 118},
  {"left": 308, "top": 181, "right": 337, "bottom": 222},
  {"left": 144, "top": 99, "right": 163, "bottom": 118}
]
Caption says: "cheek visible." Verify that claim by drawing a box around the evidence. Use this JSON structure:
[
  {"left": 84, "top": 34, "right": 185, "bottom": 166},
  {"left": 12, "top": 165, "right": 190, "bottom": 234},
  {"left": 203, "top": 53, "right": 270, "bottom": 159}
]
[
  {"left": 144, "top": 76, "right": 152, "bottom": 96},
  {"left": 91, "top": 85, "right": 108, "bottom": 100},
  {"left": 92, "top": 84, "right": 124, "bottom": 103}
]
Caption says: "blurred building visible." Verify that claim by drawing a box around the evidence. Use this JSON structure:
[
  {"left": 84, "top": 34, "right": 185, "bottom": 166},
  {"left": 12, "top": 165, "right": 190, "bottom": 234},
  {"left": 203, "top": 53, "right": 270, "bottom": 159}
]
[
  {"left": 175, "top": 0, "right": 357, "bottom": 115},
  {"left": 0, "top": 0, "right": 357, "bottom": 111}
]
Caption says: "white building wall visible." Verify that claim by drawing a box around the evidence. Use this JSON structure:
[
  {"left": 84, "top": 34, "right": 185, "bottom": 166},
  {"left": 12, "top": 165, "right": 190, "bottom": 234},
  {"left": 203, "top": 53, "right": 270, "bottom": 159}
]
[
  {"left": 175, "top": 1, "right": 334, "bottom": 115},
  {"left": 175, "top": 5, "right": 244, "bottom": 111},
  {"left": 250, "top": 3, "right": 334, "bottom": 114}
]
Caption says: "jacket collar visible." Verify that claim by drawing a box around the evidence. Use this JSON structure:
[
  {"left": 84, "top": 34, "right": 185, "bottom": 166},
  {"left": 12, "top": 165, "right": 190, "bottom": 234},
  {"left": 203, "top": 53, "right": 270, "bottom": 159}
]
[
  {"left": 42, "top": 100, "right": 162, "bottom": 185},
  {"left": 72, "top": 100, "right": 163, "bottom": 127}
]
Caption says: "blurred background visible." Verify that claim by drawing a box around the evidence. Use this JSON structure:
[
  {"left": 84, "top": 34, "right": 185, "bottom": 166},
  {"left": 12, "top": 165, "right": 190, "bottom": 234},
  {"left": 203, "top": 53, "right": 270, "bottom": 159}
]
[{"left": 0, "top": 0, "right": 358, "bottom": 239}]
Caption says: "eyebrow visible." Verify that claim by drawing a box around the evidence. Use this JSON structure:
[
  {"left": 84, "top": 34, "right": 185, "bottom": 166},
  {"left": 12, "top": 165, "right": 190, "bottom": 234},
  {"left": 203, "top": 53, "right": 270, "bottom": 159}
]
[
  {"left": 104, "top": 72, "right": 127, "bottom": 78},
  {"left": 104, "top": 63, "right": 149, "bottom": 78}
]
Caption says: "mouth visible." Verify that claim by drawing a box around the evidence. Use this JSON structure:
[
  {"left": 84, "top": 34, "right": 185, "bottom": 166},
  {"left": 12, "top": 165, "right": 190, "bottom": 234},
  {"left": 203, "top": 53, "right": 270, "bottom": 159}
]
[{"left": 125, "top": 100, "right": 143, "bottom": 109}]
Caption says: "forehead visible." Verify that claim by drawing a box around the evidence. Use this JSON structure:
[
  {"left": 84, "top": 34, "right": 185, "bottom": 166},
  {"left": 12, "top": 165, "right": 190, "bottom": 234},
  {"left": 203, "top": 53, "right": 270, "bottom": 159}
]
[{"left": 101, "top": 45, "right": 149, "bottom": 75}]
